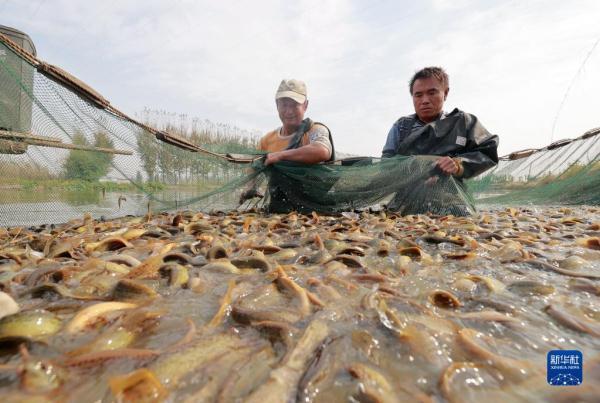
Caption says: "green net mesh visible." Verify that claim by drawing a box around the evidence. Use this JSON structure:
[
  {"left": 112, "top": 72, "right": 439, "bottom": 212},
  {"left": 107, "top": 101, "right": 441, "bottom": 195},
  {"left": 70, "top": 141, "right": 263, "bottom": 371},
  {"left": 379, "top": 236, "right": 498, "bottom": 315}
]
[
  {"left": 0, "top": 33, "right": 598, "bottom": 227},
  {"left": 470, "top": 131, "right": 600, "bottom": 206}
]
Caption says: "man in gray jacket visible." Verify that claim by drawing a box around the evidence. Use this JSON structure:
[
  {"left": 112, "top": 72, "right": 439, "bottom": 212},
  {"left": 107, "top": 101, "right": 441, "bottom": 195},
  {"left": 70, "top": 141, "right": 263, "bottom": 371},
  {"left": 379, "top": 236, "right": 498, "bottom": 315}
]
[{"left": 381, "top": 66, "right": 498, "bottom": 180}]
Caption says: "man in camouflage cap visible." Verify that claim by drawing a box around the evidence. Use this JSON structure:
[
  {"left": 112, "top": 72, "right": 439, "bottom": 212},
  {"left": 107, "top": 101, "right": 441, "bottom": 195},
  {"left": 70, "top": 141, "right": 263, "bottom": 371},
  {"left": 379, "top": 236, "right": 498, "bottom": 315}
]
[
  {"left": 260, "top": 79, "right": 334, "bottom": 165},
  {"left": 239, "top": 79, "right": 335, "bottom": 211}
]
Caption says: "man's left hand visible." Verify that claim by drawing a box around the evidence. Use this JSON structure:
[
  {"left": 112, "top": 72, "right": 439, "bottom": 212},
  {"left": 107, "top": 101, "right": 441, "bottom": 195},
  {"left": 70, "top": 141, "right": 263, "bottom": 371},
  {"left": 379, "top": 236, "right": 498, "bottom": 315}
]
[
  {"left": 436, "top": 156, "right": 458, "bottom": 175},
  {"left": 239, "top": 187, "right": 264, "bottom": 205}
]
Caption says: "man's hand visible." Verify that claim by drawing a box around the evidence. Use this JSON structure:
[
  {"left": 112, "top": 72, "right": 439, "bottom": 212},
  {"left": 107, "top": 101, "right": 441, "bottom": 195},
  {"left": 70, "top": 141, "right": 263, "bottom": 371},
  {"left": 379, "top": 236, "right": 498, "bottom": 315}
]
[
  {"left": 265, "top": 151, "right": 285, "bottom": 166},
  {"left": 435, "top": 156, "right": 459, "bottom": 175},
  {"left": 239, "top": 188, "right": 264, "bottom": 205}
]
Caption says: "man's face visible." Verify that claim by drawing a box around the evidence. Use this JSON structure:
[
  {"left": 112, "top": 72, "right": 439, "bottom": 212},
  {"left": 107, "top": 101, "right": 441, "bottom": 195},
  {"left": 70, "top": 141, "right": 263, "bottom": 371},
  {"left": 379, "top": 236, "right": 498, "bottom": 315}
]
[
  {"left": 411, "top": 77, "right": 448, "bottom": 123},
  {"left": 276, "top": 97, "right": 307, "bottom": 129}
]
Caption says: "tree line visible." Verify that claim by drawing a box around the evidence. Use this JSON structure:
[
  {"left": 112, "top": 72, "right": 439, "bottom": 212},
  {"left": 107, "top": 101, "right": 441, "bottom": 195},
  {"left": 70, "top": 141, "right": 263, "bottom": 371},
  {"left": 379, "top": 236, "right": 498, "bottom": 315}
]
[
  {"left": 63, "top": 132, "right": 114, "bottom": 181},
  {"left": 56, "top": 110, "right": 259, "bottom": 185},
  {"left": 135, "top": 109, "right": 259, "bottom": 185}
]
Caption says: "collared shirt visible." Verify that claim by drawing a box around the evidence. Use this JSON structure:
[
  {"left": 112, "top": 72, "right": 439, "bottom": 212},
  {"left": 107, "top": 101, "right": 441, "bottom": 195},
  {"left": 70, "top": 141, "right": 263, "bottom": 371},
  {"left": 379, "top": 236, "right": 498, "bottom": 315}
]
[{"left": 413, "top": 111, "right": 447, "bottom": 130}]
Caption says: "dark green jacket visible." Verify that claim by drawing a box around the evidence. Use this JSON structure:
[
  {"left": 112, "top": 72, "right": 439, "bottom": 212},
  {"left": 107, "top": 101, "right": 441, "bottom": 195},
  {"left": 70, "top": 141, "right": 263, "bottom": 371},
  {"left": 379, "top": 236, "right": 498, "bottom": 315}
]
[{"left": 382, "top": 108, "right": 499, "bottom": 179}]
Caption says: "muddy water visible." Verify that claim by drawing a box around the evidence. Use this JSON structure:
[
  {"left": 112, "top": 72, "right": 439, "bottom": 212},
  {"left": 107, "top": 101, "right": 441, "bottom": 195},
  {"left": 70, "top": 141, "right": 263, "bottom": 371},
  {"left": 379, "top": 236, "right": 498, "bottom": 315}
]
[{"left": 0, "top": 206, "right": 599, "bottom": 401}]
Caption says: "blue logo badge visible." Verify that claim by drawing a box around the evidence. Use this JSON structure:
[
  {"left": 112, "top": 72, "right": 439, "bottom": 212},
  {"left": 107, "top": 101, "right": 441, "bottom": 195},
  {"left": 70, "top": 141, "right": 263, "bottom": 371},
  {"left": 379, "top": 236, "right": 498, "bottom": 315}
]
[{"left": 547, "top": 350, "right": 583, "bottom": 386}]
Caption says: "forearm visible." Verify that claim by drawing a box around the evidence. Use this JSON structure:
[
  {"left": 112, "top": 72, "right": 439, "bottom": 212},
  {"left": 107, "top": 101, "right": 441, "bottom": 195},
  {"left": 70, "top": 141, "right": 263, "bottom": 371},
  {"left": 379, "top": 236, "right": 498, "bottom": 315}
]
[
  {"left": 381, "top": 141, "right": 396, "bottom": 158},
  {"left": 239, "top": 168, "right": 266, "bottom": 204},
  {"left": 381, "top": 125, "right": 399, "bottom": 158},
  {"left": 450, "top": 115, "right": 498, "bottom": 179},
  {"left": 243, "top": 175, "right": 259, "bottom": 190},
  {"left": 455, "top": 153, "right": 497, "bottom": 179},
  {"left": 241, "top": 160, "right": 266, "bottom": 191},
  {"left": 455, "top": 134, "right": 499, "bottom": 179},
  {"left": 268, "top": 144, "right": 331, "bottom": 164}
]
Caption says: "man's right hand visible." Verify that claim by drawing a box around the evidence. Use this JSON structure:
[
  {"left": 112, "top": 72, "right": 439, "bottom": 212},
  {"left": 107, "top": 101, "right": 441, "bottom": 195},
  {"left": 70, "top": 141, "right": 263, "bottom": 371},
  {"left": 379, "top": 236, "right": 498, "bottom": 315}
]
[
  {"left": 265, "top": 151, "right": 286, "bottom": 166},
  {"left": 435, "top": 156, "right": 459, "bottom": 175},
  {"left": 239, "top": 188, "right": 264, "bottom": 205}
]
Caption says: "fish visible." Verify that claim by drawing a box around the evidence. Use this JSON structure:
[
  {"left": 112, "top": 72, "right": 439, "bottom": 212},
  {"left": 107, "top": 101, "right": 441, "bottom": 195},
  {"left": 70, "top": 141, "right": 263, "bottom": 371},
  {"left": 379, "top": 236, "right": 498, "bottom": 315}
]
[
  {"left": 0, "top": 206, "right": 598, "bottom": 401},
  {"left": 244, "top": 320, "right": 330, "bottom": 403}
]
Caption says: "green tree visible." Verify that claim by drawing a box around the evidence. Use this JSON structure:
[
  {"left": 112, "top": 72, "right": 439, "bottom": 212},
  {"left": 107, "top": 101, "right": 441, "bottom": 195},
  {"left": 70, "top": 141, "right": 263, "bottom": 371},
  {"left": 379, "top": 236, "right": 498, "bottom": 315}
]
[
  {"left": 63, "top": 132, "right": 115, "bottom": 181},
  {"left": 93, "top": 132, "right": 114, "bottom": 177},
  {"left": 137, "top": 129, "right": 159, "bottom": 182}
]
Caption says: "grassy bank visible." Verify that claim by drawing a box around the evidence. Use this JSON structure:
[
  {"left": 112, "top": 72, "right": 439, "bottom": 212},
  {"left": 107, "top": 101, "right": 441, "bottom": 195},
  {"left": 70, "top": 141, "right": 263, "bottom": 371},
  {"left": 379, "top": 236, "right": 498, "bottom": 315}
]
[
  {"left": 0, "top": 179, "right": 165, "bottom": 193},
  {"left": 0, "top": 178, "right": 235, "bottom": 194}
]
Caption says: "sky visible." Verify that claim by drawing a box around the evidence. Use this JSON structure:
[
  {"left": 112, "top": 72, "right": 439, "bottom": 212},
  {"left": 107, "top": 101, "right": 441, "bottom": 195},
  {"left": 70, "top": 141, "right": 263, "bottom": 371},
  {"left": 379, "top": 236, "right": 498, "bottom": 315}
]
[{"left": 2, "top": 0, "right": 600, "bottom": 157}]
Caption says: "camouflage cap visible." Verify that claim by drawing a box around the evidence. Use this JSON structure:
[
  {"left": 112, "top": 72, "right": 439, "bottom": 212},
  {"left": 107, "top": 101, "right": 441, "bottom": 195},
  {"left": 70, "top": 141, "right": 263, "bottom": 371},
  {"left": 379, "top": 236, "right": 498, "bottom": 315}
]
[{"left": 275, "top": 79, "right": 307, "bottom": 104}]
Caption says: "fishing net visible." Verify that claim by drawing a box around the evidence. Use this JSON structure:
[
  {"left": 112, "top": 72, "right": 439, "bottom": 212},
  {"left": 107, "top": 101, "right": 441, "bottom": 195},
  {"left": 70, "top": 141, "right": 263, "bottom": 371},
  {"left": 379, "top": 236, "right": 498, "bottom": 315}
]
[
  {"left": 0, "top": 32, "right": 598, "bottom": 227},
  {"left": 470, "top": 129, "right": 600, "bottom": 206}
]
